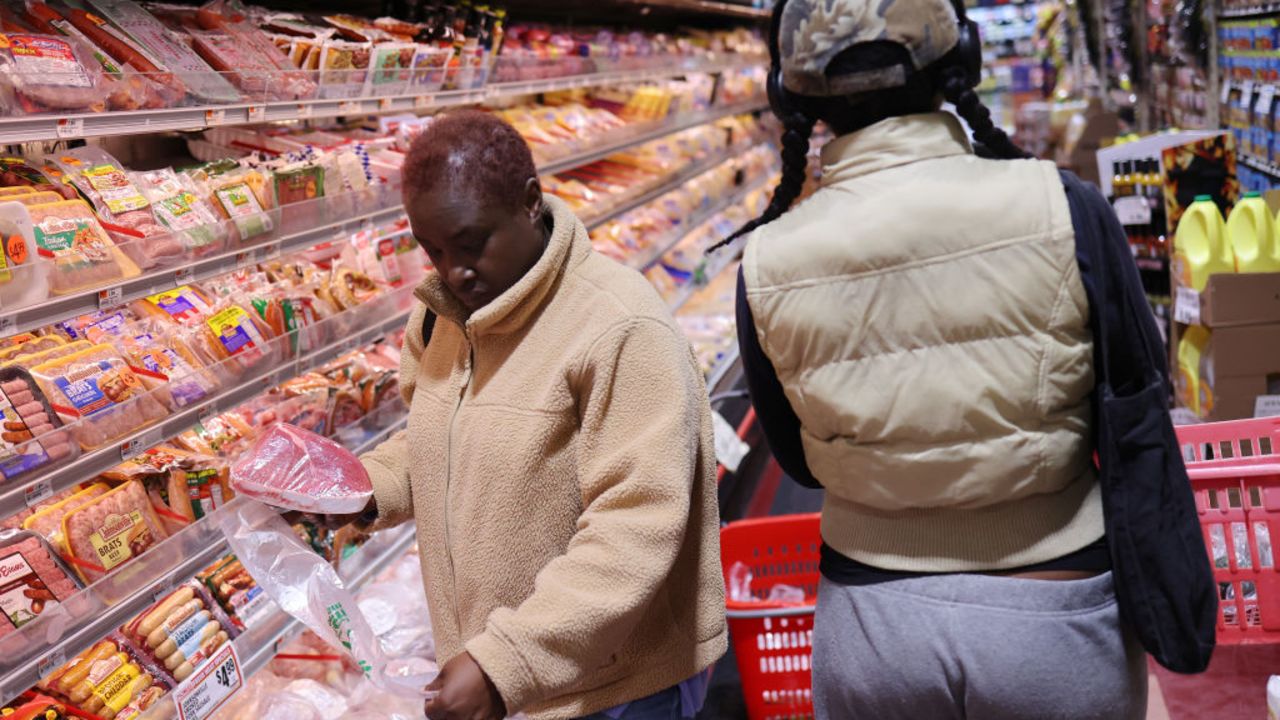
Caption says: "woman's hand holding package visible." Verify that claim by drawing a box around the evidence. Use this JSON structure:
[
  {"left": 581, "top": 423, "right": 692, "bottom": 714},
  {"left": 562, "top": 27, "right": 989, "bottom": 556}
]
[{"left": 424, "top": 652, "right": 506, "bottom": 720}]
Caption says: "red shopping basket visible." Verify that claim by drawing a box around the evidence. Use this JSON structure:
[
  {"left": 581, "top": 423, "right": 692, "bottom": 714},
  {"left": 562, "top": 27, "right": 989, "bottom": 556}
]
[
  {"left": 721, "top": 514, "right": 821, "bottom": 720},
  {"left": 1176, "top": 417, "right": 1280, "bottom": 644}
]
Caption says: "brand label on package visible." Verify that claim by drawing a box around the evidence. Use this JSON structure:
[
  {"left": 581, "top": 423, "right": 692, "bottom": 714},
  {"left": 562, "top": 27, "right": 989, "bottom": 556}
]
[
  {"left": 88, "top": 509, "right": 149, "bottom": 571},
  {"left": 6, "top": 34, "right": 91, "bottom": 88},
  {"left": 81, "top": 164, "right": 149, "bottom": 215},
  {"left": 175, "top": 642, "right": 243, "bottom": 720},
  {"left": 207, "top": 307, "right": 265, "bottom": 357},
  {"left": 0, "top": 551, "right": 59, "bottom": 629},
  {"left": 146, "top": 286, "right": 209, "bottom": 322}
]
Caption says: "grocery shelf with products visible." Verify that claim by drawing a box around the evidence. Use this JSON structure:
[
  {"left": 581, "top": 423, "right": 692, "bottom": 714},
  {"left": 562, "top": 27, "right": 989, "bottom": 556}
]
[{"left": 0, "top": 0, "right": 779, "bottom": 713}]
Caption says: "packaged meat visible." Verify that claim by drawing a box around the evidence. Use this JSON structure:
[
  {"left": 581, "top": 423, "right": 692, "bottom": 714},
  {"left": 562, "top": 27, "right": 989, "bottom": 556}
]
[
  {"left": 8, "top": 339, "right": 94, "bottom": 370},
  {"left": 131, "top": 169, "right": 225, "bottom": 255},
  {"left": 104, "top": 446, "right": 232, "bottom": 534},
  {"left": 0, "top": 336, "right": 65, "bottom": 363},
  {"left": 26, "top": 199, "right": 141, "bottom": 294},
  {"left": 231, "top": 423, "right": 371, "bottom": 514},
  {"left": 272, "top": 163, "right": 325, "bottom": 206},
  {"left": 0, "top": 366, "right": 78, "bottom": 484},
  {"left": 0, "top": 32, "right": 110, "bottom": 114},
  {"left": 59, "top": 480, "right": 168, "bottom": 583},
  {"left": 77, "top": 312, "right": 221, "bottom": 411},
  {"left": 195, "top": 167, "right": 275, "bottom": 240},
  {"left": 85, "top": 0, "right": 241, "bottom": 104},
  {"left": 316, "top": 39, "right": 371, "bottom": 98},
  {"left": 192, "top": 1, "right": 316, "bottom": 99},
  {"left": 2, "top": 484, "right": 78, "bottom": 531},
  {"left": 0, "top": 200, "right": 51, "bottom": 310},
  {"left": 22, "top": 482, "right": 110, "bottom": 553},
  {"left": 368, "top": 42, "right": 413, "bottom": 96},
  {"left": 174, "top": 412, "right": 256, "bottom": 458},
  {"left": 197, "top": 300, "right": 278, "bottom": 369},
  {"left": 197, "top": 554, "right": 271, "bottom": 631},
  {"left": 29, "top": 343, "right": 167, "bottom": 450},
  {"left": 0, "top": 530, "right": 82, "bottom": 636},
  {"left": 132, "top": 284, "right": 216, "bottom": 325},
  {"left": 39, "top": 635, "right": 165, "bottom": 718},
  {"left": 0, "top": 692, "right": 69, "bottom": 720},
  {"left": 124, "top": 582, "right": 232, "bottom": 682},
  {"left": 0, "top": 187, "right": 35, "bottom": 197}
]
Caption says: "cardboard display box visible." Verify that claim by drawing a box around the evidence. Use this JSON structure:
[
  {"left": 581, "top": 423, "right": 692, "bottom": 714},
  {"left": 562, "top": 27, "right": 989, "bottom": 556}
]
[{"left": 1179, "top": 322, "right": 1280, "bottom": 421}]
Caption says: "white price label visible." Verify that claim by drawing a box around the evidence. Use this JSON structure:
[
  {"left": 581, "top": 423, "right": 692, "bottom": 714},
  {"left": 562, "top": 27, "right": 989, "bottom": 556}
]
[
  {"left": 379, "top": 97, "right": 395, "bottom": 111},
  {"left": 414, "top": 94, "right": 434, "bottom": 110},
  {"left": 205, "top": 109, "right": 228, "bottom": 126},
  {"left": 175, "top": 643, "right": 243, "bottom": 720},
  {"left": 152, "top": 578, "right": 178, "bottom": 604},
  {"left": 0, "top": 315, "right": 16, "bottom": 335},
  {"left": 1112, "top": 196, "right": 1152, "bottom": 225},
  {"left": 175, "top": 266, "right": 194, "bottom": 287},
  {"left": 121, "top": 428, "right": 163, "bottom": 461},
  {"left": 1242, "top": 80, "right": 1256, "bottom": 105},
  {"left": 235, "top": 250, "right": 255, "bottom": 269},
  {"left": 56, "top": 117, "right": 84, "bottom": 138},
  {"left": 1222, "top": 80, "right": 1234, "bottom": 105},
  {"left": 1256, "top": 396, "right": 1280, "bottom": 418},
  {"left": 1169, "top": 407, "right": 1203, "bottom": 426},
  {"left": 262, "top": 242, "right": 282, "bottom": 261},
  {"left": 711, "top": 410, "right": 750, "bottom": 474},
  {"left": 297, "top": 103, "right": 314, "bottom": 119},
  {"left": 36, "top": 649, "right": 66, "bottom": 680},
  {"left": 197, "top": 401, "right": 217, "bottom": 424},
  {"left": 1174, "top": 286, "right": 1202, "bottom": 326},
  {"left": 338, "top": 100, "right": 363, "bottom": 115},
  {"left": 24, "top": 480, "right": 52, "bottom": 508},
  {"left": 98, "top": 286, "right": 123, "bottom": 310},
  {"left": 247, "top": 105, "right": 266, "bottom": 122}
]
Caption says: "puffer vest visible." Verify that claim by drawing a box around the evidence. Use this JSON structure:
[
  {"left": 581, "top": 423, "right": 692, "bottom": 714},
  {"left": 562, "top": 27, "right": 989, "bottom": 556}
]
[{"left": 743, "top": 112, "right": 1103, "bottom": 572}]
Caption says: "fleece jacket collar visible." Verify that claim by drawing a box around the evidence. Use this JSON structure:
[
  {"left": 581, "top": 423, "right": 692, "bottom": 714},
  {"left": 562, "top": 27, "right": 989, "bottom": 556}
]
[
  {"left": 819, "top": 111, "right": 973, "bottom": 186},
  {"left": 412, "top": 194, "right": 591, "bottom": 336}
]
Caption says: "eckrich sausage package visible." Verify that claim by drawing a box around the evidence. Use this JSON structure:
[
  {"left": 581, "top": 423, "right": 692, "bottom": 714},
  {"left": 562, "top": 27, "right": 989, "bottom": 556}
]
[{"left": 219, "top": 500, "right": 435, "bottom": 698}]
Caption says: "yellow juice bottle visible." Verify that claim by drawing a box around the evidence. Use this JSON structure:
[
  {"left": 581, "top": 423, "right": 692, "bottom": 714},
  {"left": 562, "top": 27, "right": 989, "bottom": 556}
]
[
  {"left": 1228, "top": 192, "right": 1280, "bottom": 272},
  {"left": 1175, "top": 195, "right": 1234, "bottom": 292}
]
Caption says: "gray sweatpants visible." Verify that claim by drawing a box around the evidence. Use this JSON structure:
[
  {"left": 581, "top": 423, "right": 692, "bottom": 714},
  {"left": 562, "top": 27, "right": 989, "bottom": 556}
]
[{"left": 812, "top": 572, "right": 1148, "bottom": 720}]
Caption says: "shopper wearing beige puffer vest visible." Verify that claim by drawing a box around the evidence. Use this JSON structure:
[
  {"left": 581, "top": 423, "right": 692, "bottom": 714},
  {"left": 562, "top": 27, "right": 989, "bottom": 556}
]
[{"left": 353, "top": 111, "right": 726, "bottom": 720}]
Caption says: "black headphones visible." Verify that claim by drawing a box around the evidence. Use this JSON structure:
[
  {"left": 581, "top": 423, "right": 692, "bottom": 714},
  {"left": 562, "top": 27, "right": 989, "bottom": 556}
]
[{"left": 766, "top": 0, "right": 983, "bottom": 120}]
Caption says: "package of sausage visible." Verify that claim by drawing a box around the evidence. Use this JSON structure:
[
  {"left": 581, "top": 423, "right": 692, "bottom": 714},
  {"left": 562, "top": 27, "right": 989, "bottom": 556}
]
[
  {"left": 77, "top": 313, "right": 221, "bottom": 412},
  {"left": 197, "top": 553, "right": 270, "bottom": 631},
  {"left": 130, "top": 284, "right": 215, "bottom": 325},
  {"left": 29, "top": 343, "right": 168, "bottom": 451},
  {"left": 131, "top": 169, "right": 225, "bottom": 256},
  {"left": 37, "top": 634, "right": 170, "bottom": 718},
  {"left": 173, "top": 412, "right": 257, "bottom": 458},
  {"left": 0, "top": 530, "right": 83, "bottom": 638},
  {"left": 121, "top": 581, "right": 233, "bottom": 682},
  {"left": 0, "top": 366, "right": 78, "bottom": 484},
  {"left": 103, "top": 445, "right": 233, "bottom": 535},
  {"left": 0, "top": 692, "right": 70, "bottom": 720},
  {"left": 59, "top": 480, "right": 168, "bottom": 584},
  {"left": 25, "top": 199, "right": 141, "bottom": 295},
  {"left": 0, "top": 32, "right": 111, "bottom": 115},
  {"left": 22, "top": 483, "right": 110, "bottom": 554}
]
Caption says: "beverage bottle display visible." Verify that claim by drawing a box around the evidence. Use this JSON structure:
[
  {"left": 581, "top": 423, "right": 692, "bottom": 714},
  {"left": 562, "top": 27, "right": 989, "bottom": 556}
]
[
  {"left": 1227, "top": 191, "right": 1280, "bottom": 272},
  {"left": 1174, "top": 195, "right": 1234, "bottom": 292}
]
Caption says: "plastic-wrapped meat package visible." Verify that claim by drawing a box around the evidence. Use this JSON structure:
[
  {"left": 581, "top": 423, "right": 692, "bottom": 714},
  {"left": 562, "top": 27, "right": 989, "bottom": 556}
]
[
  {"left": 193, "top": 0, "right": 317, "bottom": 99},
  {"left": 122, "top": 582, "right": 231, "bottom": 682},
  {"left": 132, "top": 169, "right": 226, "bottom": 256},
  {"left": 196, "top": 299, "right": 279, "bottom": 371},
  {"left": 104, "top": 446, "right": 233, "bottom": 535},
  {"left": 0, "top": 530, "right": 82, "bottom": 637},
  {"left": 0, "top": 367, "right": 78, "bottom": 483},
  {"left": 29, "top": 343, "right": 167, "bottom": 451},
  {"left": 22, "top": 482, "right": 110, "bottom": 553},
  {"left": 231, "top": 423, "right": 371, "bottom": 513},
  {"left": 175, "top": 412, "right": 257, "bottom": 458},
  {"left": 79, "top": 314, "right": 221, "bottom": 412},
  {"left": 37, "top": 635, "right": 168, "bottom": 717},
  {"left": 49, "top": 148, "right": 180, "bottom": 268},
  {"left": 59, "top": 479, "right": 168, "bottom": 584},
  {"left": 2, "top": 484, "right": 78, "bottom": 530},
  {"left": 25, "top": 199, "right": 141, "bottom": 294},
  {"left": 197, "top": 554, "right": 272, "bottom": 631},
  {"left": 0, "top": 32, "right": 111, "bottom": 114},
  {"left": 193, "top": 167, "right": 276, "bottom": 241}
]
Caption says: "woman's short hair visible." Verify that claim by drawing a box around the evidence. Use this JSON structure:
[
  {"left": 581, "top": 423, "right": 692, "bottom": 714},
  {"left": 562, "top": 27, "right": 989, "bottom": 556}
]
[{"left": 401, "top": 109, "right": 538, "bottom": 211}]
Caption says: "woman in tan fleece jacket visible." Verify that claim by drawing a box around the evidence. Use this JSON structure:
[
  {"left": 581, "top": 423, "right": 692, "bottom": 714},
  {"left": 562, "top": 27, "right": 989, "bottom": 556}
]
[{"left": 353, "top": 110, "right": 727, "bottom": 720}]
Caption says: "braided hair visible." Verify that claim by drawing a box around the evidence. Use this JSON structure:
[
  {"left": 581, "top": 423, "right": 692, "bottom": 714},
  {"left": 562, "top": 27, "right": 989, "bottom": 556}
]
[
  {"left": 938, "top": 65, "right": 1029, "bottom": 160},
  {"left": 712, "top": 109, "right": 815, "bottom": 249}
]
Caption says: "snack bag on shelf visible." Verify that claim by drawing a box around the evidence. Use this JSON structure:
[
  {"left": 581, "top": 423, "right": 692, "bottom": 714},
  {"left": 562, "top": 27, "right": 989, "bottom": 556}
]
[
  {"left": 0, "top": 530, "right": 83, "bottom": 637},
  {"left": 25, "top": 198, "right": 141, "bottom": 294},
  {"left": 22, "top": 482, "right": 110, "bottom": 553},
  {"left": 132, "top": 168, "right": 225, "bottom": 255},
  {"left": 59, "top": 479, "right": 168, "bottom": 584},
  {"left": 0, "top": 361, "right": 77, "bottom": 482},
  {"left": 197, "top": 553, "right": 271, "bottom": 631},
  {"left": 29, "top": 343, "right": 167, "bottom": 450},
  {"left": 104, "top": 445, "right": 233, "bottom": 534},
  {"left": 0, "top": 31, "right": 111, "bottom": 114},
  {"left": 122, "top": 582, "right": 233, "bottom": 682},
  {"left": 230, "top": 422, "right": 370, "bottom": 513}
]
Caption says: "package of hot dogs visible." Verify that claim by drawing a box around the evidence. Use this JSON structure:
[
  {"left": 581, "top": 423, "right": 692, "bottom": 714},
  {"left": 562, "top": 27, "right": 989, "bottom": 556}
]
[
  {"left": 0, "top": 530, "right": 83, "bottom": 638},
  {"left": 121, "top": 581, "right": 235, "bottom": 683},
  {"left": 36, "top": 634, "right": 171, "bottom": 719}
]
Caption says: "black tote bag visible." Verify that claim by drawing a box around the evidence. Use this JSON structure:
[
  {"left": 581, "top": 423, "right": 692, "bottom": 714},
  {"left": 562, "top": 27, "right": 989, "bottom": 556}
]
[{"left": 1060, "top": 170, "right": 1217, "bottom": 674}]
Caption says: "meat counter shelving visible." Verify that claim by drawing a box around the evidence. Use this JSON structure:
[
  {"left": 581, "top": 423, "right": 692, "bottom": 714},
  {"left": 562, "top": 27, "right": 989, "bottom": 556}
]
[
  {"left": 0, "top": 57, "right": 764, "bottom": 145},
  {"left": 0, "top": 97, "right": 767, "bottom": 337}
]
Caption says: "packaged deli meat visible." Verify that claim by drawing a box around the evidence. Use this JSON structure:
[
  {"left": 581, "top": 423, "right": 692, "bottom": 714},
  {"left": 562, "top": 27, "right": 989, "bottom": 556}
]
[
  {"left": 0, "top": 693, "right": 70, "bottom": 720},
  {"left": 231, "top": 422, "right": 371, "bottom": 514},
  {"left": 29, "top": 343, "right": 167, "bottom": 450},
  {"left": 122, "top": 582, "right": 232, "bottom": 682},
  {"left": 85, "top": 0, "right": 241, "bottom": 105},
  {"left": 37, "top": 636, "right": 168, "bottom": 718},
  {"left": 0, "top": 200, "right": 51, "bottom": 312},
  {"left": 0, "top": 366, "right": 78, "bottom": 484},
  {"left": 22, "top": 482, "right": 110, "bottom": 553},
  {"left": 197, "top": 554, "right": 270, "bottom": 631},
  {"left": 60, "top": 479, "right": 168, "bottom": 584},
  {"left": 104, "top": 446, "right": 233, "bottom": 535},
  {"left": 0, "top": 530, "right": 83, "bottom": 637},
  {"left": 78, "top": 313, "right": 221, "bottom": 411},
  {"left": 0, "top": 32, "right": 111, "bottom": 115},
  {"left": 174, "top": 412, "right": 256, "bottom": 458},
  {"left": 26, "top": 199, "right": 141, "bottom": 294},
  {"left": 131, "top": 169, "right": 225, "bottom": 255}
]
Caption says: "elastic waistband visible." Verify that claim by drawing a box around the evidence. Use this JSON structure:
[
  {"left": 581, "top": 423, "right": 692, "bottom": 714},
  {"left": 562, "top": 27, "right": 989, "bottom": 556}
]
[{"left": 825, "top": 570, "right": 1118, "bottom": 614}]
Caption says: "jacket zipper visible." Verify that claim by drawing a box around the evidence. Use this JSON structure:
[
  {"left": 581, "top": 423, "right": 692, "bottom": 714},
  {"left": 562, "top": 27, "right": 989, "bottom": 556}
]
[{"left": 444, "top": 335, "right": 473, "bottom": 641}]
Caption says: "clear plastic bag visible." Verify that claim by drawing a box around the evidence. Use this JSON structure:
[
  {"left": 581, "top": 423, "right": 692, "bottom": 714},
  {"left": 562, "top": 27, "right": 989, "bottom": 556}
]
[
  {"left": 230, "top": 423, "right": 371, "bottom": 514},
  {"left": 218, "top": 500, "right": 434, "bottom": 699}
]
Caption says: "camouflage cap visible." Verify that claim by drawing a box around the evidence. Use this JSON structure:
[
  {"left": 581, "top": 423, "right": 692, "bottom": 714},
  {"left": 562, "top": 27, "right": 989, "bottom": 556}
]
[{"left": 779, "top": 0, "right": 961, "bottom": 96}]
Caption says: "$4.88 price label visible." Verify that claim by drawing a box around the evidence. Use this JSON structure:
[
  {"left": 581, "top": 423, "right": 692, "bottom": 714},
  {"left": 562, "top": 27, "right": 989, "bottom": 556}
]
[{"left": 175, "top": 643, "right": 244, "bottom": 720}]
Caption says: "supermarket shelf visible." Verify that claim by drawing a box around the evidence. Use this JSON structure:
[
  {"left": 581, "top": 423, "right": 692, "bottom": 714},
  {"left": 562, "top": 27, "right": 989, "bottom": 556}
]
[
  {"left": 633, "top": 169, "right": 774, "bottom": 272},
  {"left": 1220, "top": 3, "right": 1280, "bottom": 17},
  {"left": 581, "top": 141, "right": 751, "bottom": 231},
  {"left": 669, "top": 236, "right": 745, "bottom": 313},
  {"left": 0, "top": 189, "right": 404, "bottom": 337},
  {"left": 1239, "top": 152, "right": 1280, "bottom": 179},
  {"left": 0, "top": 412, "right": 412, "bottom": 706},
  {"left": 0, "top": 292, "right": 415, "bottom": 525},
  {"left": 706, "top": 345, "right": 742, "bottom": 392},
  {"left": 538, "top": 99, "right": 767, "bottom": 176},
  {"left": 620, "top": 0, "right": 769, "bottom": 19},
  {"left": 0, "top": 60, "right": 764, "bottom": 144}
]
